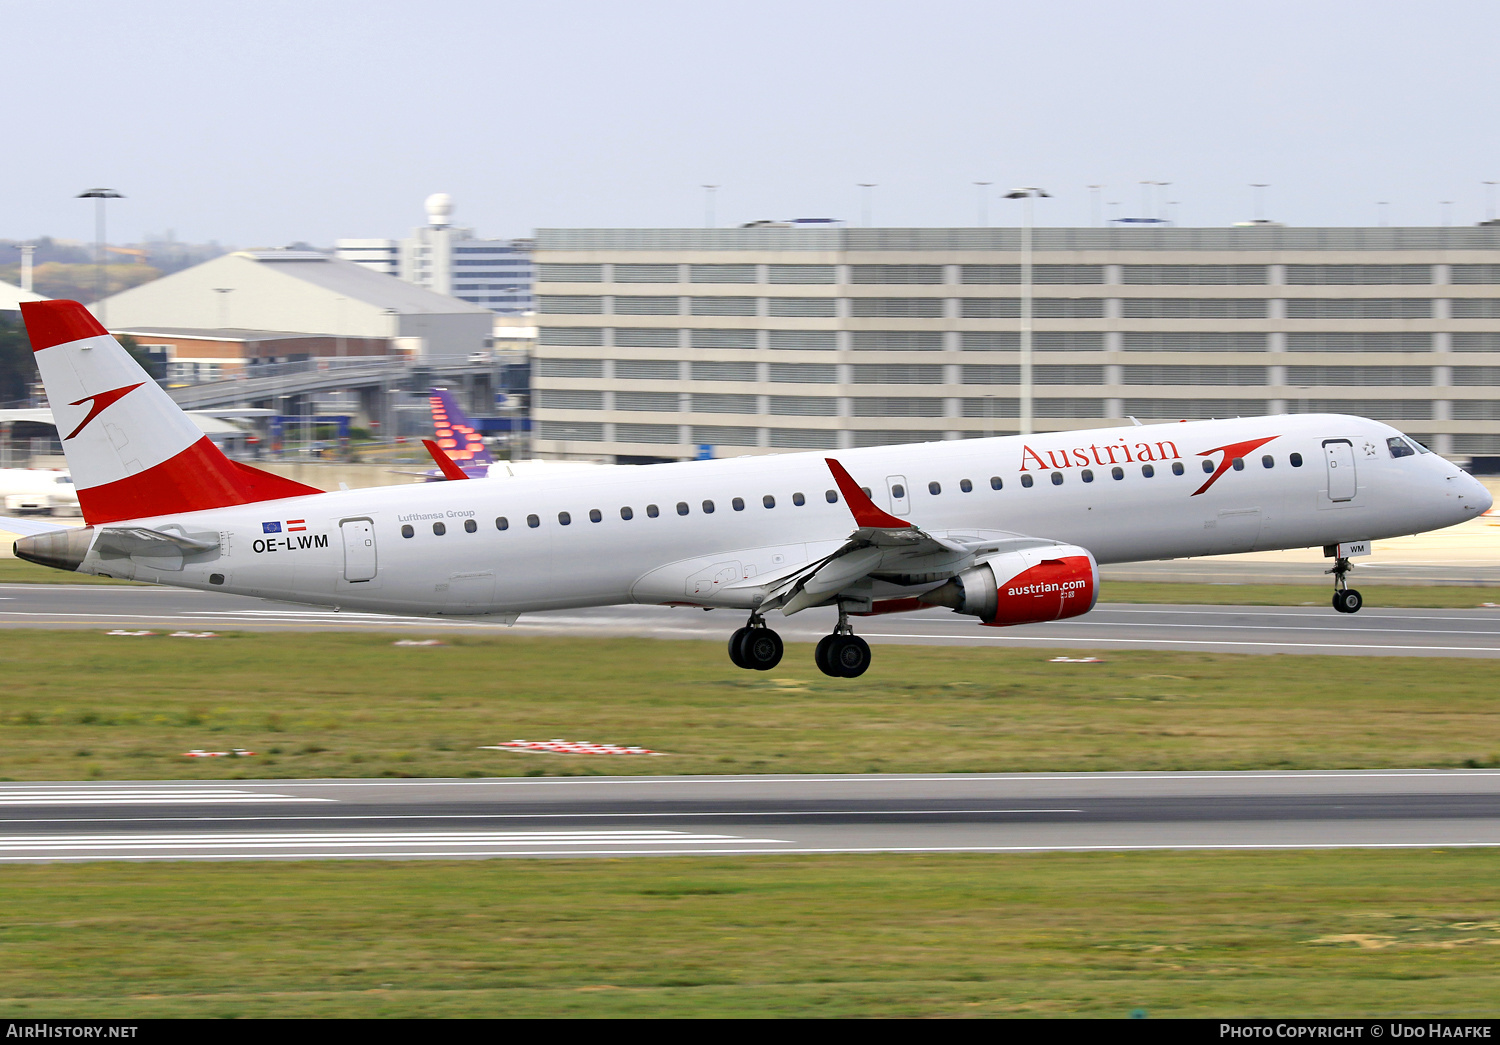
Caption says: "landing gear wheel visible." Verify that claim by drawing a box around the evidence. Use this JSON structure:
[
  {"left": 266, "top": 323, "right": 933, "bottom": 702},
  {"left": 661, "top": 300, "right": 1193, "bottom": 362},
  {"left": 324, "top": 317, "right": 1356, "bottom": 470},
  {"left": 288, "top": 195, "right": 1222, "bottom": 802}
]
[
  {"left": 830, "top": 634, "right": 872, "bottom": 678},
  {"left": 728, "top": 627, "right": 752, "bottom": 669},
  {"left": 740, "top": 628, "right": 784, "bottom": 671},
  {"left": 814, "top": 634, "right": 837, "bottom": 677},
  {"left": 1326, "top": 556, "right": 1365, "bottom": 615}
]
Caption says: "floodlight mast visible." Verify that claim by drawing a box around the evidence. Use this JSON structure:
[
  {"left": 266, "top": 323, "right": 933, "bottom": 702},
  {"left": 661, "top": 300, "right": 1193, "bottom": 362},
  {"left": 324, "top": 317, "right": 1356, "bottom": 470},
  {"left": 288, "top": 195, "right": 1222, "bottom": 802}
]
[
  {"left": 76, "top": 188, "right": 123, "bottom": 326},
  {"left": 1004, "top": 187, "right": 1050, "bottom": 437}
]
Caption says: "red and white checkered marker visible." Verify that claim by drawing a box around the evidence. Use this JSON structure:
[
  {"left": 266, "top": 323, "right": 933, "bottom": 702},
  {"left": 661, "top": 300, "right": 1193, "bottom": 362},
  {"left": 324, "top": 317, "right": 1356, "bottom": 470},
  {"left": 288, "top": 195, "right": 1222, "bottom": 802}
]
[
  {"left": 482, "top": 739, "right": 666, "bottom": 756},
  {"left": 1049, "top": 656, "right": 1104, "bottom": 663},
  {"left": 183, "top": 748, "right": 256, "bottom": 758}
]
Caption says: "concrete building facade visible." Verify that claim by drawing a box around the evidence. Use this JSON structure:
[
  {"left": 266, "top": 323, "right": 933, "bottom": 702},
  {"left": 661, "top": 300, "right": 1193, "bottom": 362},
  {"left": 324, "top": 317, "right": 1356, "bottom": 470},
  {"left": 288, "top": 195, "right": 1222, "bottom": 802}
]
[
  {"left": 336, "top": 194, "right": 534, "bottom": 315},
  {"left": 531, "top": 226, "right": 1500, "bottom": 463}
]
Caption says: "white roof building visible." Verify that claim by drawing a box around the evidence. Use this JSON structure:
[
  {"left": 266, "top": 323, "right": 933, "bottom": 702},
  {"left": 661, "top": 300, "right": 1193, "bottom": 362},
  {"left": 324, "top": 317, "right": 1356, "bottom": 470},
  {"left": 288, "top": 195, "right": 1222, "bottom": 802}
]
[
  {"left": 0, "top": 280, "right": 48, "bottom": 316},
  {"left": 95, "top": 249, "right": 492, "bottom": 363}
]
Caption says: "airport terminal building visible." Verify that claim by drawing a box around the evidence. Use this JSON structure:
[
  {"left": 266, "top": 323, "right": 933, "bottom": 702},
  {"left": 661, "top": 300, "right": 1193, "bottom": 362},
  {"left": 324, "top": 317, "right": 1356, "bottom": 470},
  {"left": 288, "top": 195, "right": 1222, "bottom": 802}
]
[{"left": 530, "top": 226, "right": 1500, "bottom": 464}]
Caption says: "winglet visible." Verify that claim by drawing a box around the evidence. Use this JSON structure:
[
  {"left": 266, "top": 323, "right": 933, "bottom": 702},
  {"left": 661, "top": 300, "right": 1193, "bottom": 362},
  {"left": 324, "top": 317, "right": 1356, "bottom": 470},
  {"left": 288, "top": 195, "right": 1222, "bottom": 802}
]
[
  {"left": 422, "top": 439, "right": 471, "bottom": 481},
  {"left": 825, "top": 458, "right": 910, "bottom": 529}
]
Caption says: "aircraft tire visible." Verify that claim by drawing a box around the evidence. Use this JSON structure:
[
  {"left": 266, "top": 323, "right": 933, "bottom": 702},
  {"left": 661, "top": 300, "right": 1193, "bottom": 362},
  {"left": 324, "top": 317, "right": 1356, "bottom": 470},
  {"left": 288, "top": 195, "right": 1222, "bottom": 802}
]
[
  {"left": 832, "top": 634, "right": 871, "bottom": 678},
  {"left": 743, "top": 628, "right": 784, "bottom": 671},
  {"left": 1341, "top": 589, "right": 1363, "bottom": 614},
  {"left": 728, "top": 627, "right": 752, "bottom": 668},
  {"left": 814, "top": 634, "right": 838, "bottom": 677}
]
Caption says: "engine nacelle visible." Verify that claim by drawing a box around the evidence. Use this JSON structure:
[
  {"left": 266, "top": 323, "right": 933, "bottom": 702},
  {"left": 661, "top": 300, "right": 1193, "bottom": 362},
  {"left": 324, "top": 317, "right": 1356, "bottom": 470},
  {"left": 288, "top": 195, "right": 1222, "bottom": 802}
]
[{"left": 920, "top": 545, "right": 1099, "bottom": 626}]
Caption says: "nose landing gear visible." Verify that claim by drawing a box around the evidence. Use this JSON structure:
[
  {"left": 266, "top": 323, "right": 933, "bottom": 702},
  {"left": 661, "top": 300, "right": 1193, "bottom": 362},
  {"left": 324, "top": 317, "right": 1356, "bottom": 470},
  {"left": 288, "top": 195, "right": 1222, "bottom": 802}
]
[
  {"left": 814, "top": 603, "right": 872, "bottom": 678},
  {"left": 728, "top": 612, "right": 784, "bottom": 670},
  {"left": 1327, "top": 556, "right": 1364, "bottom": 614}
]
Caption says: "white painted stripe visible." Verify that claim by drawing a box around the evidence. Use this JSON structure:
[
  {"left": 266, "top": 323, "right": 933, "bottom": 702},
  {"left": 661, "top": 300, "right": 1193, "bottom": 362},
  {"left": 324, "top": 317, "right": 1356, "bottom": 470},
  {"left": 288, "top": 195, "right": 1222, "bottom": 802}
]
[
  {"left": 865, "top": 633, "right": 1500, "bottom": 653},
  {"left": 1, "top": 841, "right": 1499, "bottom": 862}
]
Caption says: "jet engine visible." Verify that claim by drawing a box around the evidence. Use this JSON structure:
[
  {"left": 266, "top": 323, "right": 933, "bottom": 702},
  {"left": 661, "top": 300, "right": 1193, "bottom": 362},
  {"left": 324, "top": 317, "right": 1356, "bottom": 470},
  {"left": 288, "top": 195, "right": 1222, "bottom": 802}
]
[{"left": 920, "top": 545, "right": 1099, "bottom": 626}]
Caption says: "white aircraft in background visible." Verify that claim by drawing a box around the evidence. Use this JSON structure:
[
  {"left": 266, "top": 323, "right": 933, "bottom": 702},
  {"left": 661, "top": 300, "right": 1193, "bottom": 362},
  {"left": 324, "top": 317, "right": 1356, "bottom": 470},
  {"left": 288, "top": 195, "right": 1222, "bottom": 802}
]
[
  {"left": 0, "top": 467, "right": 79, "bottom": 516},
  {"left": 6, "top": 300, "right": 1491, "bottom": 677}
]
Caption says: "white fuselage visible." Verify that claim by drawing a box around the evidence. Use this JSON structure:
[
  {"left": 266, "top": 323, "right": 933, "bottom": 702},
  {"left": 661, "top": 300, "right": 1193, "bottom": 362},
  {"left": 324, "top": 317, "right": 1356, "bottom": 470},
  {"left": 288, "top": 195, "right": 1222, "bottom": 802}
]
[{"left": 70, "top": 415, "right": 1490, "bottom": 619}]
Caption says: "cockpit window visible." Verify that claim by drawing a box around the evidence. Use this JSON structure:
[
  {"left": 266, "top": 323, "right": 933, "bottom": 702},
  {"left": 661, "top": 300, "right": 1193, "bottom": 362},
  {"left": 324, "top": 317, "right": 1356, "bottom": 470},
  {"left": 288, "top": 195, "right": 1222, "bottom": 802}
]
[
  {"left": 1387, "top": 437, "right": 1416, "bottom": 459},
  {"left": 1412, "top": 438, "right": 1432, "bottom": 454}
]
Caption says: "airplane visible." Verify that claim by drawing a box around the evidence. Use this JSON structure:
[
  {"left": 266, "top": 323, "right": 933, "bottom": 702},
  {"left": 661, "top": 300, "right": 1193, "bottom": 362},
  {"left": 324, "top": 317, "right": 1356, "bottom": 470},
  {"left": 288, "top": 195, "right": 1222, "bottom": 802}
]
[
  {"left": 398, "top": 387, "right": 602, "bottom": 482},
  {"left": 0, "top": 467, "right": 79, "bottom": 516},
  {"left": 7, "top": 300, "right": 1492, "bottom": 678}
]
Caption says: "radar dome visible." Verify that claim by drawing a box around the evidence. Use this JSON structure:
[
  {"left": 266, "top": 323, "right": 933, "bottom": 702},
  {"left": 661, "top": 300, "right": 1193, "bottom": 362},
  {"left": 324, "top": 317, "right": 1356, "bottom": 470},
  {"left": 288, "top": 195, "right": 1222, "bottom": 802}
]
[{"left": 425, "top": 193, "right": 454, "bottom": 227}]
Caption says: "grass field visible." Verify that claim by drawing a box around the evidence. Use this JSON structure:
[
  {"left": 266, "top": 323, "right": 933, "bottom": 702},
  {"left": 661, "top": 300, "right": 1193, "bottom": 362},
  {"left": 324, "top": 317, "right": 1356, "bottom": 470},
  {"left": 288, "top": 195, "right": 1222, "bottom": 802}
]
[
  {"left": 0, "top": 850, "right": 1495, "bottom": 1017},
  {"left": 0, "top": 631, "right": 1496, "bottom": 780}
]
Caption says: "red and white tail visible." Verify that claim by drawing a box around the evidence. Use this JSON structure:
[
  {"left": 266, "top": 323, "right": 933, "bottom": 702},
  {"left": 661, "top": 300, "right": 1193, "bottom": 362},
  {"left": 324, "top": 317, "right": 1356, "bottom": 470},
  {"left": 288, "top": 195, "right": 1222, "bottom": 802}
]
[{"left": 21, "top": 300, "right": 321, "bottom": 525}]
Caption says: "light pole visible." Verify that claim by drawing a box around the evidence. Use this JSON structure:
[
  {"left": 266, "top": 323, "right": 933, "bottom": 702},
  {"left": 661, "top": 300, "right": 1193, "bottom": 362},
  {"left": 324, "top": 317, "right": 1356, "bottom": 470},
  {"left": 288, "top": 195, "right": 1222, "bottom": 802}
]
[
  {"left": 1086, "top": 185, "right": 1103, "bottom": 227},
  {"left": 1004, "top": 187, "right": 1050, "bottom": 436},
  {"left": 858, "top": 183, "right": 877, "bottom": 227},
  {"left": 973, "top": 182, "right": 992, "bottom": 227},
  {"left": 212, "top": 287, "right": 234, "bottom": 328},
  {"left": 76, "top": 188, "right": 122, "bottom": 324},
  {"left": 1485, "top": 182, "right": 1498, "bottom": 223},
  {"left": 701, "top": 184, "right": 719, "bottom": 228},
  {"left": 19, "top": 243, "right": 35, "bottom": 293},
  {"left": 1440, "top": 201, "right": 1454, "bottom": 227},
  {"left": 1250, "top": 183, "right": 1269, "bottom": 222},
  {"left": 1377, "top": 201, "right": 1389, "bottom": 227}
]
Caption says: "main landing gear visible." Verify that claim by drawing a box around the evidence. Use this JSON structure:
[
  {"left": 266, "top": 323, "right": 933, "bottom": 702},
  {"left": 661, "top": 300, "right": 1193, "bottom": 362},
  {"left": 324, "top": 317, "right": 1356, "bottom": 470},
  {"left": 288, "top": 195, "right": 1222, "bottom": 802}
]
[
  {"left": 1328, "top": 556, "right": 1364, "bottom": 614},
  {"left": 814, "top": 604, "right": 872, "bottom": 679},
  {"left": 729, "top": 612, "right": 784, "bottom": 671}
]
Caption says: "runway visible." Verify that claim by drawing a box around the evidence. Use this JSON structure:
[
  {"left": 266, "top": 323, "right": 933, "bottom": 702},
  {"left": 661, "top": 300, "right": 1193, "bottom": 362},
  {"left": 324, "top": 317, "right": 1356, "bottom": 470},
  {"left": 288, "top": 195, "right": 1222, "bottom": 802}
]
[
  {"left": 0, "top": 771, "right": 1497, "bottom": 862},
  {"left": 2, "top": 583, "right": 1499, "bottom": 657}
]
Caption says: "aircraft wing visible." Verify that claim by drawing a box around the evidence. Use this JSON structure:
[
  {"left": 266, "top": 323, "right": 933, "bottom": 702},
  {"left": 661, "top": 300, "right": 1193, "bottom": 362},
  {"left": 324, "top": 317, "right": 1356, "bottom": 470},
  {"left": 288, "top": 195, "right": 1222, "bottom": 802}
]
[
  {"left": 0, "top": 515, "right": 76, "bottom": 537},
  {"left": 758, "top": 459, "right": 1056, "bottom": 616}
]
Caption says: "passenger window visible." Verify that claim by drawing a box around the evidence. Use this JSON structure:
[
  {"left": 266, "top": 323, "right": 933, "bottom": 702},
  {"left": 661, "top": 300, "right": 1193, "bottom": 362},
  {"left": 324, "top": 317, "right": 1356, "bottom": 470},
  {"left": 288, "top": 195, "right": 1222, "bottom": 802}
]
[
  {"left": 433, "top": 521, "right": 446, "bottom": 535},
  {"left": 860, "top": 486, "right": 872, "bottom": 497},
  {"left": 1232, "top": 458, "right": 1245, "bottom": 471},
  {"left": 1202, "top": 459, "right": 1215, "bottom": 473},
  {"left": 1112, "top": 466, "right": 1124, "bottom": 480},
  {"left": 1081, "top": 469, "right": 1094, "bottom": 483},
  {"left": 793, "top": 492, "right": 805, "bottom": 506},
  {"left": 1021, "top": 474, "right": 1034, "bottom": 488},
  {"left": 558, "top": 511, "right": 571, "bottom": 526},
  {"left": 825, "top": 489, "right": 838, "bottom": 503},
  {"left": 890, "top": 485, "right": 904, "bottom": 499},
  {"left": 1262, "top": 455, "right": 1275, "bottom": 469},
  {"left": 647, "top": 504, "right": 660, "bottom": 518},
  {"left": 1171, "top": 462, "right": 1184, "bottom": 476},
  {"left": 401, "top": 524, "right": 414, "bottom": 538},
  {"left": 620, "top": 507, "right": 633, "bottom": 520},
  {"left": 496, "top": 516, "right": 509, "bottom": 531},
  {"left": 990, "top": 476, "right": 1002, "bottom": 490},
  {"left": 763, "top": 494, "right": 776, "bottom": 508},
  {"left": 733, "top": 497, "right": 745, "bottom": 511},
  {"left": 1387, "top": 437, "right": 1416, "bottom": 459},
  {"left": 1050, "top": 471, "right": 1063, "bottom": 485},
  {"left": 589, "top": 509, "right": 602, "bottom": 523},
  {"left": 928, "top": 481, "right": 941, "bottom": 495},
  {"left": 1290, "top": 453, "right": 1303, "bottom": 467},
  {"left": 527, "top": 514, "right": 540, "bottom": 528},
  {"left": 1141, "top": 464, "right": 1154, "bottom": 478},
  {"left": 464, "top": 519, "right": 477, "bottom": 533},
  {"left": 676, "top": 502, "right": 690, "bottom": 516},
  {"left": 960, "top": 479, "right": 972, "bottom": 493},
  {"left": 702, "top": 500, "right": 714, "bottom": 513}
]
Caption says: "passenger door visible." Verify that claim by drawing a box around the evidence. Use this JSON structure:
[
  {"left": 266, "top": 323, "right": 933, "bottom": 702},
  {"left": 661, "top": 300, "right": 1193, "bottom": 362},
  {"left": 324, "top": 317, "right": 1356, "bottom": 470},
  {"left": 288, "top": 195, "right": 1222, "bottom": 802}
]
[
  {"left": 1322, "top": 439, "right": 1357, "bottom": 502},
  {"left": 340, "top": 518, "right": 377, "bottom": 582}
]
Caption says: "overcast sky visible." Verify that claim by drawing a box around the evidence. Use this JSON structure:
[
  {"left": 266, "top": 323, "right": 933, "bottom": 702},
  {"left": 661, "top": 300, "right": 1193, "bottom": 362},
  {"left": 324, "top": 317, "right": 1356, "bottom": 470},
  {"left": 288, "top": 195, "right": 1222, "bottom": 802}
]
[{"left": 5, "top": 0, "right": 1500, "bottom": 247}]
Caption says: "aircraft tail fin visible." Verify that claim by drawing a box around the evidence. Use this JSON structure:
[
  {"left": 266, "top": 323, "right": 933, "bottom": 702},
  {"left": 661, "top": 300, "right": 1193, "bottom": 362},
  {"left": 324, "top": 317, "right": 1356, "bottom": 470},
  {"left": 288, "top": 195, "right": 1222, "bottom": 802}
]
[
  {"left": 20, "top": 300, "right": 322, "bottom": 525},
  {"left": 428, "top": 387, "right": 492, "bottom": 468}
]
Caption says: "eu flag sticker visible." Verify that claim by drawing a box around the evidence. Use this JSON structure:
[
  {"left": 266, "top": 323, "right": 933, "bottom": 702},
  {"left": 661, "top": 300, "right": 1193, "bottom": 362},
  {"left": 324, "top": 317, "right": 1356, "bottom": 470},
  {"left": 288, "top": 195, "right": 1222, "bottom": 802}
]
[{"left": 262, "top": 521, "right": 282, "bottom": 534}]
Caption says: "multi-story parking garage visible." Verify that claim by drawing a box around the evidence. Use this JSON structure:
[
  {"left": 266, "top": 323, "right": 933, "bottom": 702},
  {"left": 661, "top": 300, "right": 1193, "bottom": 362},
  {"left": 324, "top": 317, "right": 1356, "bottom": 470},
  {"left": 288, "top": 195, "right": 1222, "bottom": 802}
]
[{"left": 531, "top": 226, "right": 1500, "bottom": 463}]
